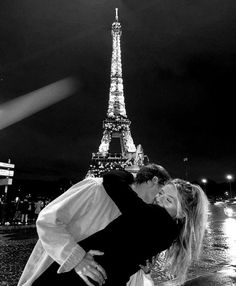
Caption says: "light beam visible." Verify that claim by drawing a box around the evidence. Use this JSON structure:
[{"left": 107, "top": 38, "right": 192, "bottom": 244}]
[{"left": 0, "top": 77, "right": 78, "bottom": 130}]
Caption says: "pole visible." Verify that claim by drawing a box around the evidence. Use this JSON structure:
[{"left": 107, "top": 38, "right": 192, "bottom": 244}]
[
  {"left": 4, "top": 158, "right": 11, "bottom": 200},
  {"left": 229, "top": 181, "right": 232, "bottom": 198},
  {"left": 183, "top": 157, "right": 188, "bottom": 181}
]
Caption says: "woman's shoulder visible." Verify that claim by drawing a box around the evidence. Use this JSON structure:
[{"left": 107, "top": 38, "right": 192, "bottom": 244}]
[
  {"left": 148, "top": 203, "right": 172, "bottom": 217},
  {"left": 147, "top": 204, "right": 180, "bottom": 234}
]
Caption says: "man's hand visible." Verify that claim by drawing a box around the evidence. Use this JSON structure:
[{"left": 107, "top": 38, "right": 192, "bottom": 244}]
[{"left": 74, "top": 250, "right": 107, "bottom": 286}]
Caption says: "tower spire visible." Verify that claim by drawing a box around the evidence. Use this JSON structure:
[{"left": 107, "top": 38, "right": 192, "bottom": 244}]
[
  {"left": 107, "top": 7, "right": 125, "bottom": 118},
  {"left": 115, "top": 8, "right": 119, "bottom": 22},
  {"left": 87, "top": 10, "right": 147, "bottom": 177}
]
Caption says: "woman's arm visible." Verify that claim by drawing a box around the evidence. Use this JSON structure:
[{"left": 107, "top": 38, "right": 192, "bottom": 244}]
[{"left": 103, "top": 170, "right": 148, "bottom": 216}]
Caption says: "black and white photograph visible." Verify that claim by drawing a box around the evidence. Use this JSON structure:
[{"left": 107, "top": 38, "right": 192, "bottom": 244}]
[{"left": 0, "top": 1, "right": 236, "bottom": 285}]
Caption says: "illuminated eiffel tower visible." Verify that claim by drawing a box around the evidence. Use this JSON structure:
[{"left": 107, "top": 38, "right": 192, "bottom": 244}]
[{"left": 87, "top": 9, "right": 148, "bottom": 177}]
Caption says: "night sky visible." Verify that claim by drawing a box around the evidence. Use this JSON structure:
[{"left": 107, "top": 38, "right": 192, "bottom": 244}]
[{"left": 0, "top": 0, "right": 236, "bottom": 183}]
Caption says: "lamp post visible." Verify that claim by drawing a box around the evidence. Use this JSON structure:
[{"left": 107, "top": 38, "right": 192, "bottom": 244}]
[
  {"left": 201, "top": 178, "right": 208, "bottom": 194},
  {"left": 183, "top": 157, "right": 189, "bottom": 181},
  {"left": 226, "top": 174, "right": 233, "bottom": 198},
  {"left": 4, "top": 158, "right": 11, "bottom": 201}
]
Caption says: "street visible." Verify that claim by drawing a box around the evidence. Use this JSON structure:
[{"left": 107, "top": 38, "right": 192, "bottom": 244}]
[
  {"left": 0, "top": 203, "right": 235, "bottom": 286},
  {"left": 188, "top": 202, "right": 236, "bottom": 277}
]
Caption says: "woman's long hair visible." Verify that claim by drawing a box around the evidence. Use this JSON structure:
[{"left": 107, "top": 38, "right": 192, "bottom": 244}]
[{"left": 163, "top": 179, "right": 209, "bottom": 285}]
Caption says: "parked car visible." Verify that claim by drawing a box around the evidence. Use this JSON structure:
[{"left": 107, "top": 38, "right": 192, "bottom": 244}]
[{"left": 224, "top": 198, "right": 236, "bottom": 217}]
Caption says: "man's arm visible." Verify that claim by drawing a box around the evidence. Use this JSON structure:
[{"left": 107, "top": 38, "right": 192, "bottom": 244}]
[{"left": 36, "top": 178, "right": 99, "bottom": 273}]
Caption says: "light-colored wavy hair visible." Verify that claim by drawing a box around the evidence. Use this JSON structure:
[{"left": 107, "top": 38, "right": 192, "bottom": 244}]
[{"left": 163, "top": 179, "right": 209, "bottom": 285}]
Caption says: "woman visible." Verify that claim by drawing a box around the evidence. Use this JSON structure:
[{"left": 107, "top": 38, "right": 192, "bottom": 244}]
[
  {"left": 127, "top": 179, "right": 209, "bottom": 286},
  {"left": 74, "top": 173, "right": 209, "bottom": 286}
]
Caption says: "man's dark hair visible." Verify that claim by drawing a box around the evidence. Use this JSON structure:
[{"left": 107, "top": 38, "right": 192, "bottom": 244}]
[{"left": 135, "top": 163, "right": 171, "bottom": 186}]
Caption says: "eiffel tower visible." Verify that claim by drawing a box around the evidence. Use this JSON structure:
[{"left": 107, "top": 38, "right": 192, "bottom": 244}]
[{"left": 87, "top": 9, "right": 148, "bottom": 177}]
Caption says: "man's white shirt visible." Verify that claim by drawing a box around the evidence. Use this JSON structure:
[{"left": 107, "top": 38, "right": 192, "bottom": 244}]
[{"left": 17, "top": 177, "right": 121, "bottom": 286}]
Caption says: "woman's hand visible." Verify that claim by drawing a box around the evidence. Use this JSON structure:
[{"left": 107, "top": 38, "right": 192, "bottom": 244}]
[
  {"left": 74, "top": 250, "right": 107, "bottom": 286},
  {"left": 139, "top": 256, "right": 156, "bottom": 274}
]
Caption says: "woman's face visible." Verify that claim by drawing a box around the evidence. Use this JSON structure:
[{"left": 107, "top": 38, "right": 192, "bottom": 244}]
[{"left": 153, "top": 184, "right": 179, "bottom": 218}]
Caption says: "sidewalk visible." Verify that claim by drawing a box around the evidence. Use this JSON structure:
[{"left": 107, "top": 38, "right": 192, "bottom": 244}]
[
  {"left": 185, "top": 266, "right": 236, "bottom": 286},
  {"left": 0, "top": 223, "right": 36, "bottom": 231},
  {"left": 1, "top": 224, "right": 235, "bottom": 286}
]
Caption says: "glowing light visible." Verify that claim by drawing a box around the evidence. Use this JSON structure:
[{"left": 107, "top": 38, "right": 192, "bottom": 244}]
[
  {"left": 98, "top": 132, "right": 110, "bottom": 153},
  {"left": 214, "top": 201, "right": 224, "bottom": 206},
  {"left": 223, "top": 218, "right": 236, "bottom": 265},
  {"left": 226, "top": 174, "right": 233, "bottom": 181},
  {"left": 107, "top": 9, "right": 126, "bottom": 118},
  {"left": 201, "top": 178, "right": 207, "bottom": 184},
  {"left": 0, "top": 77, "right": 78, "bottom": 130},
  {"left": 87, "top": 9, "right": 145, "bottom": 178},
  {"left": 224, "top": 207, "right": 234, "bottom": 217},
  {"left": 98, "top": 11, "right": 136, "bottom": 157}
]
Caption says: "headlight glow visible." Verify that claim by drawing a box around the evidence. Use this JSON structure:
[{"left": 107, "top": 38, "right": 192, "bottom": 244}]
[{"left": 224, "top": 207, "right": 234, "bottom": 217}]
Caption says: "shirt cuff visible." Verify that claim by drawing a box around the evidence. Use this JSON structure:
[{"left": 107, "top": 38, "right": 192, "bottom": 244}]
[{"left": 57, "top": 245, "right": 86, "bottom": 273}]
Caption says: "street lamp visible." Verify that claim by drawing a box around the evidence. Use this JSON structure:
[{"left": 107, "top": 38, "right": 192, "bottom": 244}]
[
  {"left": 183, "top": 157, "right": 189, "bottom": 181},
  {"left": 226, "top": 174, "right": 233, "bottom": 198},
  {"left": 201, "top": 178, "right": 208, "bottom": 194}
]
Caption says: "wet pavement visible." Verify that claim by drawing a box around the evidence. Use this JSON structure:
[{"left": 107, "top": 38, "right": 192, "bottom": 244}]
[
  {"left": 0, "top": 203, "right": 236, "bottom": 286},
  {"left": 184, "top": 202, "right": 236, "bottom": 285},
  {"left": 185, "top": 266, "right": 236, "bottom": 285},
  {"left": 0, "top": 225, "right": 38, "bottom": 286}
]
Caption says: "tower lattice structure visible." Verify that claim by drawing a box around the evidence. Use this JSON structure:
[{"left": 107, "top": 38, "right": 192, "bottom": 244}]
[{"left": 87, "top": 9, "right": 148, "bottom": 177}]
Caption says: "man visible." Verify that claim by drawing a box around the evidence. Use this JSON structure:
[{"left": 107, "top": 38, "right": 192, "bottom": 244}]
[{"left": 18, "top": 164, "right": 171, "bottom": 286}]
